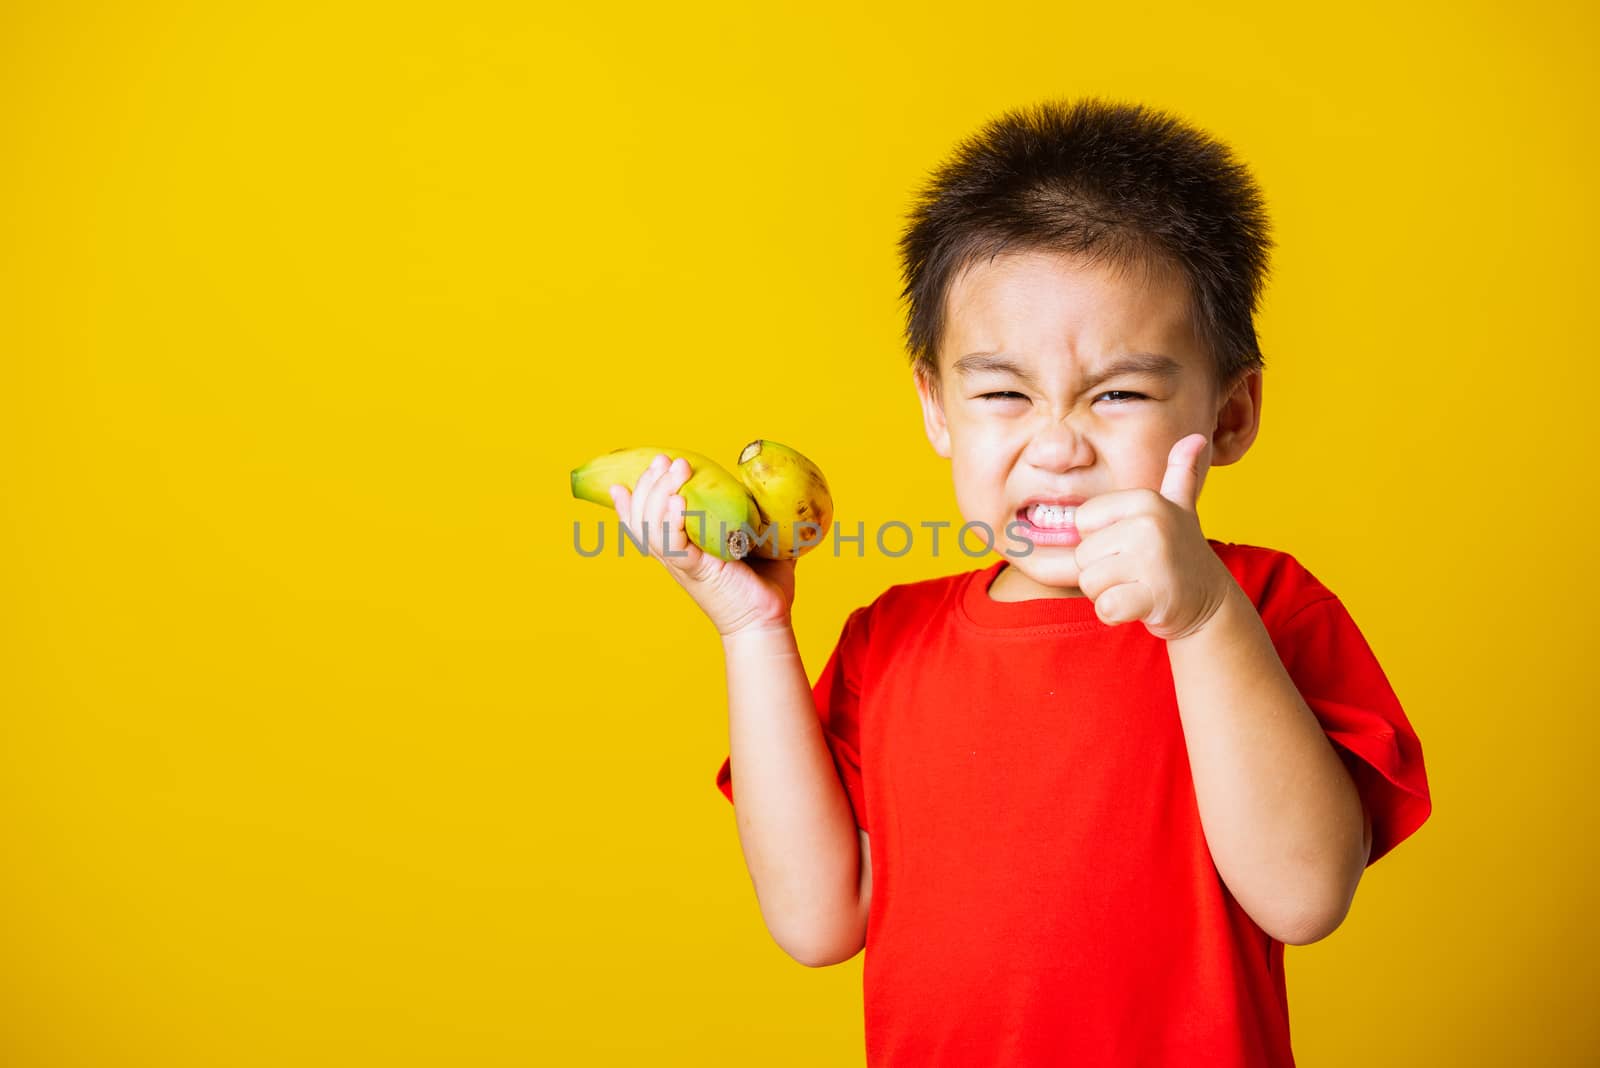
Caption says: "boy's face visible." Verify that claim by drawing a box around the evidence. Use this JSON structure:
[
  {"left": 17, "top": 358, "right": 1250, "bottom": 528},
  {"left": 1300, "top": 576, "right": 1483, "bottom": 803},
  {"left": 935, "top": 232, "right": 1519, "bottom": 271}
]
[{"left": 915, "top": 249, "right": 1260, "bottom": 600}]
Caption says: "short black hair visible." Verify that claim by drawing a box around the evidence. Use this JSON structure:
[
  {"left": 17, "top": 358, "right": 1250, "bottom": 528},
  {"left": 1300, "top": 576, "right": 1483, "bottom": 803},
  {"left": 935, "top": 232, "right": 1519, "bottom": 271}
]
[{"left": 897, "top": 97, "right": 1274, "bottom": 396}]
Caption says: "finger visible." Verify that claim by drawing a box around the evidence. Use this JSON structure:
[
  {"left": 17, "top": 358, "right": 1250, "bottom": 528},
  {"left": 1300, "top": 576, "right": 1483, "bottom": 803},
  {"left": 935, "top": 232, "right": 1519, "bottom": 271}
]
[
  {"left": 1073, "top": 488, "right": 1158, "bottom": 537},
  {"left": 1072, "top": 523, "right": 1123, "bottom": 571},
  {"left": 661, "top": 468, "right": 703, "bottom": 569},
  {"left": 1076, "top": 550, "right": 1134, "bottom": 601},
  {"left": 607, "top": 484, "right": 637, "bottom": 551},
  {"left": 663, "top": 492, "right": 697, "bottom": 565},
  {"left": 641, "top": 456, "right": 691, "bottom": 559},
  {"left": 1092, "top": 580, "right": 1153, "bottom": 627},
  {"left": 1159, "top": 433, "right": 1211, "bottom": 512},
  {"left": 628, "top": 454, "right": 671, "bottom": 547}
]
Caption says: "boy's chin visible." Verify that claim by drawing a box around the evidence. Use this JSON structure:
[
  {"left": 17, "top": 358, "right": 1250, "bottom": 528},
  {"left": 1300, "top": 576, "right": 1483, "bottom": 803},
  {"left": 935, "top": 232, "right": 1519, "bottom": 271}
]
[{"left": 998, "top": 551, "right": 1088, "bottom": 596}]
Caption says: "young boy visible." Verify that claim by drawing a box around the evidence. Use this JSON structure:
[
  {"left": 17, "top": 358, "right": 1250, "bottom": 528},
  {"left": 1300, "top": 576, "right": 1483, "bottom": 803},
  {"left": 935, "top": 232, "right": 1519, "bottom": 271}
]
[{"left": 607, "top": 98, "right": 1431, "bottom": 1066}]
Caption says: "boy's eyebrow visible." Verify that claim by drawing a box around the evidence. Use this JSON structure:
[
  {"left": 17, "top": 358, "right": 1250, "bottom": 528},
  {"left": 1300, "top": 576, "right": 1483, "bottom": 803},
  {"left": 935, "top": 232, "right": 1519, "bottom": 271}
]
[
  {"left": 952, "top": 351, "right": 1185, "bottom": 390},
  {"left": 952, "top": 353, "right": 1039, "bottom": 384}
]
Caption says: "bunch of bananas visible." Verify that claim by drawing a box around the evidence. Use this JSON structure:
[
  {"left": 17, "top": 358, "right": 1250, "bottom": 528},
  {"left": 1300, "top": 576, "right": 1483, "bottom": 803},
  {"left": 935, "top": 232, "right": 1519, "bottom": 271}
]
[{"left": 570, "top": 440, "right": 834, "bottom": 563}]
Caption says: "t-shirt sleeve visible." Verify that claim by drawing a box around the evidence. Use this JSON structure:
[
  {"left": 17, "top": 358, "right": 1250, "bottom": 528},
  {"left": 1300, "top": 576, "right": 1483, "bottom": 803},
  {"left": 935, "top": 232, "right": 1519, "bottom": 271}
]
[
  {"left": 1271, "top": 591, "right": 1432, "bottom": 868},
  {"left": 714, "top": 605, "right": 871, "bottom": 833}
]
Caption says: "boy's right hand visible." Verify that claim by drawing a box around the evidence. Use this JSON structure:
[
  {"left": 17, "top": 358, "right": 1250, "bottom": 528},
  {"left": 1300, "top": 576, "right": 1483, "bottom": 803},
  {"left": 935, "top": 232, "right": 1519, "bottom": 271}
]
[{"left": 608, "top": 454, "right": 797, "bottom": 638}]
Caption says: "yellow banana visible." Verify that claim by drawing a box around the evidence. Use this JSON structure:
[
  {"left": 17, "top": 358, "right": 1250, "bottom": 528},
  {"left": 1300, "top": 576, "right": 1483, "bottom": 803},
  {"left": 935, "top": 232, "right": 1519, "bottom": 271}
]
[
  {"left": 570, "top": 446, "right": 761, "bottom": 562},
  {"left": 735, "top": 440, "right": 834, "bottom": 559}
]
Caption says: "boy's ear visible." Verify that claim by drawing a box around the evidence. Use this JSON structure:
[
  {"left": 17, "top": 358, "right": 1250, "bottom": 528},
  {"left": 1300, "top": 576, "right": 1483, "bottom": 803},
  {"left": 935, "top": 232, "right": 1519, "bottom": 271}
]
[
  {"left": 915, "top": 368, "right": 952, "bottom": 459},
  {"left": 1210, "top": 370, "right": 1263, "bottom": 466}
]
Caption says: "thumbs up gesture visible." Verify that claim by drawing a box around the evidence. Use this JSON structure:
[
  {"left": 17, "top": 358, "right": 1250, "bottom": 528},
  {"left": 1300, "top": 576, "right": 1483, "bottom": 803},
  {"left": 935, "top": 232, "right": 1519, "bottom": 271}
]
[{"left": 1071, "top": 433, "right": 1238, "bottom": 640}]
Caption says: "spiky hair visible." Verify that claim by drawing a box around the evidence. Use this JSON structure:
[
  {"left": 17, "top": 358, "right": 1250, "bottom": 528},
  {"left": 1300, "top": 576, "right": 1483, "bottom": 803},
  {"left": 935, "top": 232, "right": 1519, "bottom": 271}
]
[{"left": 897, "top": 97, "right": 1274, "bottom": 394}]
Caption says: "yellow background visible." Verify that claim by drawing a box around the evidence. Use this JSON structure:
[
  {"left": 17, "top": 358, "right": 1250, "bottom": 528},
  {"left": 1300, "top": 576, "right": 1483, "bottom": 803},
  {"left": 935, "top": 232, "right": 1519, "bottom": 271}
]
[{"left": 2, "top": 1, "right": 1593, "bottom": 1064}]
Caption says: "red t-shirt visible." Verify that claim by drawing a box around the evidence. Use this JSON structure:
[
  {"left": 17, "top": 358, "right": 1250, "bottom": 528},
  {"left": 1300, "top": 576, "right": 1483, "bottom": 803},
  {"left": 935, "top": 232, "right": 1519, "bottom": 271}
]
[{"left": 715, "top": 540, "right": 1431, "bottom": 1067}]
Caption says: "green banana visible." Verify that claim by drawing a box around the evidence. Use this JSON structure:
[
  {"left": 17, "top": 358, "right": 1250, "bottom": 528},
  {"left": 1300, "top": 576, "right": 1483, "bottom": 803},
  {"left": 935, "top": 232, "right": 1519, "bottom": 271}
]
[
  {"left": 570, "top": 446, "right": 761, "bottom": 562},
  {"left": 735, "top": 439, "right": 834, "bottom": 559}
]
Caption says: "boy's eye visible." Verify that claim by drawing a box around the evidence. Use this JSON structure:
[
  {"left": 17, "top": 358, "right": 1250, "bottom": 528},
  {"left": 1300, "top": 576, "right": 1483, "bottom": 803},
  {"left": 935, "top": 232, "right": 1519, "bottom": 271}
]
[{"left": 978, "top": 390, "right": 1148, "bottom": 402}]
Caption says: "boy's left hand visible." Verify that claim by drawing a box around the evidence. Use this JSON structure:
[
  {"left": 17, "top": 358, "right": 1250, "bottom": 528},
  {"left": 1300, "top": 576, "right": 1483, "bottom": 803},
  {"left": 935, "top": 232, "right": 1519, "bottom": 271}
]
[{"left": 1072, "top": 433, "right": 1238, "bottom": 641}]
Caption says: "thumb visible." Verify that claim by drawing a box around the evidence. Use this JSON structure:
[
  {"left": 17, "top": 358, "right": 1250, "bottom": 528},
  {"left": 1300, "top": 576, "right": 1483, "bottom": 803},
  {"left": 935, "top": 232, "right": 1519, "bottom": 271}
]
[{"left": 1159, "top": 433, "right": 1211, "bottom": 511}]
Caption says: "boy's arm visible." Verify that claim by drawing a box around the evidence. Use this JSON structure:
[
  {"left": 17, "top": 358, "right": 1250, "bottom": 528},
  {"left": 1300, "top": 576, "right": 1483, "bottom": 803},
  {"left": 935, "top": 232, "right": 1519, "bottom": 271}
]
[
  {"left": 1165, "top": 582, "right": 1371, "bottom": 946},
  {"left": 721, "top": 624, "right": 867, "bottom": 967}
]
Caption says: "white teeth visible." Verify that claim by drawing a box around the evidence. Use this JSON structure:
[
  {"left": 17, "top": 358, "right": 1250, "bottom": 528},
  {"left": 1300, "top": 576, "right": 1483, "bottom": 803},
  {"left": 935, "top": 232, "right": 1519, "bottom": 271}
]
[{"left": 1026, "top": 503, "right": 1077, "bottom": 528}]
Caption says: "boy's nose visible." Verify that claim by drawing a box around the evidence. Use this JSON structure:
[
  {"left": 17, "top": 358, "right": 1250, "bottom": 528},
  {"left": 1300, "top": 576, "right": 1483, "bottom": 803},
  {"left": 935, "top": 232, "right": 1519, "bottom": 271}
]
[{"left": 1023, "top": 419, "right": 1093, "bottom": 472}]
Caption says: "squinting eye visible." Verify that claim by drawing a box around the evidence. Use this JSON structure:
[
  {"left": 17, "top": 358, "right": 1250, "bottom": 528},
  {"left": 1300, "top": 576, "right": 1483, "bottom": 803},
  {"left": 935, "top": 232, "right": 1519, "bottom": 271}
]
[
  {"left": 978, "top": 391, "right": 1026, "bottom": 401},
  {"left": 1096, "top": 391, "right": 1147, "bottom": 403}
]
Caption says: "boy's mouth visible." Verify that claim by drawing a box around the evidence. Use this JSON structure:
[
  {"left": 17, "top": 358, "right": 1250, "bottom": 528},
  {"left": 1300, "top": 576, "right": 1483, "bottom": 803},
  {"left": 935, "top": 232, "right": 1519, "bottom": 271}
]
[
  {"left": 1017, "top": 497, "right": 1086, "bottom": 530},
  {"left": 1014, "top": 498, "right": 1086, "bottom": 546}
]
